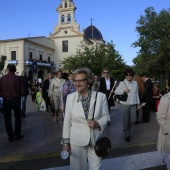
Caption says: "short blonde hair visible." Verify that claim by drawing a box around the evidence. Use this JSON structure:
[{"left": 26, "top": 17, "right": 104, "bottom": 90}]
[{"left": 73, "top": 68, "right": 94, "bottom": 88}]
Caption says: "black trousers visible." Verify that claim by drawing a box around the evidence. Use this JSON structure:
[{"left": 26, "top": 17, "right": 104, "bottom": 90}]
[
  {"left": 3, "top": 98, "right": 22, "bottom": 139},
  {"left": 142, "top": 102, "right": 150, "bottom": 123}
]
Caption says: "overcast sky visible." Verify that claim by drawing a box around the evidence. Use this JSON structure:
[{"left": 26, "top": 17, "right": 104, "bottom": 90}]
[{"left": 1, "top": 0, "right": 169, "bottom": 65}]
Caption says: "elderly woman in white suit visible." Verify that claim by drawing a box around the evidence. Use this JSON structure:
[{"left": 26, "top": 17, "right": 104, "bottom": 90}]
[
  {"left": 157, "top": 80, "right": 170, "bottom": 168},
  {"left": 61, "top": 68, "right": 110, "bottom": 170}
]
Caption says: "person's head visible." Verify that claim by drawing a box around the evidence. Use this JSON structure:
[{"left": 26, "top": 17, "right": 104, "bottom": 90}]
[
  {"left": 94, "top": 76, "right": 98, "bottom": 82},
  {"left": 67, "top": 72, "right": 73, "bottom": 81},
  {"left": 55, "top": 70, "right": 62, "bottom": 79},
  {"left": 103, "top": 68, "right": 110, "bottom": 78},
  {"left": 38, "top": 86, "right": 42, "bottom": 91},
  {"left": 7, "top": 64, "right": 16, "bottom": 73},
  {"left": 141, "top": 73, "right": 149, "bottom": 81},
  {"left": 47, "top": 72, "right": 52, "bottom": 80},
  {"left": 153, "top": 83, "right": 160, "bottom": 91},
  {"left": 73, "top": 68, "right": 94, "bottom": 94},
  {"left": 124, "top": 68, "right": 135, "bottom": 82}
]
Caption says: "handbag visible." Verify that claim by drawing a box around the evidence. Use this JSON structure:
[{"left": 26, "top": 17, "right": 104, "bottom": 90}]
[
  {"left": 116, "top": 93, "right": 128, "bottom": 101},
  {"left": 94, "top": 136, "right": 111, "bottom": 157},
  {"left": 115, "top": 81, "right": 128, "bottom": 102},
  {"left": 92, "top": 92, "right": 111, "bottom": 157}
]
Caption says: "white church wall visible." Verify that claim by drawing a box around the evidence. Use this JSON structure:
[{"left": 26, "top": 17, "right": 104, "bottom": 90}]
[{"left": 52, "top": 36, "right": 83, "bottom": 69}]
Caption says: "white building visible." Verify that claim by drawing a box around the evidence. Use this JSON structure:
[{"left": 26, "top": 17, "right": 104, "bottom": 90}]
[
  {"left": 0, "top": 37, "right": 55, "bottom": 80},
  {"left": 0, "top": 0, "right": 104, "bottom": 80}
]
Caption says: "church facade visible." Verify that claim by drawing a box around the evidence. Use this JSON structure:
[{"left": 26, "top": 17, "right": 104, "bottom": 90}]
[{"left": 0, "top": 0, "right": 104, "bottom": 80}]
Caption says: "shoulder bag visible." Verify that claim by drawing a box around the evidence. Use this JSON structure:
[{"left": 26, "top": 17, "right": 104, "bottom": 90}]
[
  {"left": 92, "top": 92, "right": 111, "bottom": 157},
  {"left": 115, "top": 81, "right": 128, "bottom": 102}
]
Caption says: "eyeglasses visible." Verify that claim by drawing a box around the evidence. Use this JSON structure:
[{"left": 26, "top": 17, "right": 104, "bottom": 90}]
[
  {"left": 73, "top": 78, "right": 87, "bottom": 84},
  {"left": 104, "top": 71, "right": 109, "bottom": 74},
  {"left": 126, "top": 73, "right": 133, "bottom": 76}
]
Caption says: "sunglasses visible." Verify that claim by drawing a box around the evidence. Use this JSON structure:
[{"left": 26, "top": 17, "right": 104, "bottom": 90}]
[
  {"left": 104, "top": 71, "right": 109, "bottom": 74},
  {"left": 126, "top": 73, "right": 133, "bottom": 76}
]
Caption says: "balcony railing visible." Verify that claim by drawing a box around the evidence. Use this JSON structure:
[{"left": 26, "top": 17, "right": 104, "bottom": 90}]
[
  {"left": 8, "top": 60, "right": 55, "bottom": 68},
  {"left": 8, "top": 60, "right": 18, "bottom": 65},
  {"left": 25, "top": 60, "right": 55, "bottom": 67}
]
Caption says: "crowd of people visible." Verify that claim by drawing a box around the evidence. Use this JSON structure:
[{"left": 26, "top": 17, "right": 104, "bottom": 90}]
[{"left": 0, "top": 64, "right": 170, "bottom": 170}]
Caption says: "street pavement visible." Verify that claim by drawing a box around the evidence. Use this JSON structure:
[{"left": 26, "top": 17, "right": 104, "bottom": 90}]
[{"left": 0, "top": 95, "right": 167, "bottom": 170}]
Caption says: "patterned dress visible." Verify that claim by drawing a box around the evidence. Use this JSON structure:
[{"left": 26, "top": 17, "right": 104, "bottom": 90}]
[{"left": 61, "top": 80, "right": 76, "bottom": 109}]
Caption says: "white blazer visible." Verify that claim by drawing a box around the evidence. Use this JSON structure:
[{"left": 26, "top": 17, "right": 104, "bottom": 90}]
[{"left": 62, "top": 90, "right": 110, "bottom": 146}]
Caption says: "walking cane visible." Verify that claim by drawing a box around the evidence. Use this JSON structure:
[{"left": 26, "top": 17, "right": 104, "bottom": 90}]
[{"left": 108, "top": 81, "right": 117, "bottom": 100}]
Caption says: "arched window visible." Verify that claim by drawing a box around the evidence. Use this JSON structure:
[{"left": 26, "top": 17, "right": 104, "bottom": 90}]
[
  {"left": 61, "top": 15, "right": 65, "bottom": 23},
  {"left": 65, "top": 3, "right": 67, "bottom": 8},
  {"left": 68, "top": 14, "right": 71, "bottom": 23}
]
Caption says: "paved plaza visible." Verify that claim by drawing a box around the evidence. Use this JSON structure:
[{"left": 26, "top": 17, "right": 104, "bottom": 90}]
[
  {"left": 43, "top": 151, "right": 165, "bottom": 170},
  {"left": 0, "top": 95, "right": 167, "bottom": 169}
]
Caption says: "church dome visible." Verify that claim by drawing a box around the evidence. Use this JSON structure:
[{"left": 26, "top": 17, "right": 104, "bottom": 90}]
[{"left": 84, "top": 25, "right": 103, "bottom": 40}]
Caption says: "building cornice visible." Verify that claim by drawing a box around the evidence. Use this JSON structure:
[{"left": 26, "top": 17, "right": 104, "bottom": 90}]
[
  {"left": 50, "top": 34, "right": 84, "bottom": 39},
  {"left": 0, "top": 37, "right": 55, "bottom": 51},
  {"left": 24, "top": 39, "right": 55, "bottom": 51}
]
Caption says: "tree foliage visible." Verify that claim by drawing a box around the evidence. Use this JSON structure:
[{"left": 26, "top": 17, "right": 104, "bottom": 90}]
[
  {"left": 132, "top": 54, "right": 148, "bottom": 75},
  {"left": 0, "top": 55, "right": 7, "bottom": 71},
  {"left": 61, "top": 41, "right": 126, "bottom": 80},
  {"left": 132, "top": 7, "right": 170, "bottom": 78}
]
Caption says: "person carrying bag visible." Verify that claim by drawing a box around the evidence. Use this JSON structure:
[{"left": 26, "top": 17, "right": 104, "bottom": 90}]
[
  {"left": 61, "top": 68, "right": 110, "bottom": 170},
  {"left": 115, "top": 68, "right": 140, "bottom": 142}
]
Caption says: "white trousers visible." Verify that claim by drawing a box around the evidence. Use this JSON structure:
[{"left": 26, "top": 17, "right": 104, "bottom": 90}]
[{"left": 70, "top": 145, "right": 102, "bottom": 170}]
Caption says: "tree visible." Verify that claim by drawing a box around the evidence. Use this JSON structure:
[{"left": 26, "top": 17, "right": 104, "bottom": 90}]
[
  {"left": 132, "top": 54, "right": 148, "bottom": 75},
  {"left": 61, "top": 41, "right": 126, "bottom": 80},
  {"left": 132, "top": 7, "right": 170, "bottom": 79},
  {"left": 0, "top": 55, "right": 7, "bottom": 72}
]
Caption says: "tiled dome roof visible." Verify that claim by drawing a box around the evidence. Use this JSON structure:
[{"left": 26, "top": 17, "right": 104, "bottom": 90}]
[{"left": 84, "top": 25, "right": 103, "bottom": 40}]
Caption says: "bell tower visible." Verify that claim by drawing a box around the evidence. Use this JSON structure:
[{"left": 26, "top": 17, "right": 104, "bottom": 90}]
[
  {"left": 50, "top": 0, "right": 80, "bottom": 36},
  {"left": 48, "top": 0, "right": 84, "bottom": 70}
]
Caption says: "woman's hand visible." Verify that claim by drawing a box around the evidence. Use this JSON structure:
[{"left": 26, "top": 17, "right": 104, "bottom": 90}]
[
  {"left": 137, "top": 104, "right": 140, "bottom": 110},
  {"left": 123, "top": 88, "right": 130, "bottom": 93},
  {"left": 87, "top": 119, "right": 100, "bottom": 129},
  {"left": 63, "top": 144, "right": 70, "bottom": 152},
  {"left": 60, "top": 107, "right": 64, "bottom": 113}
]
